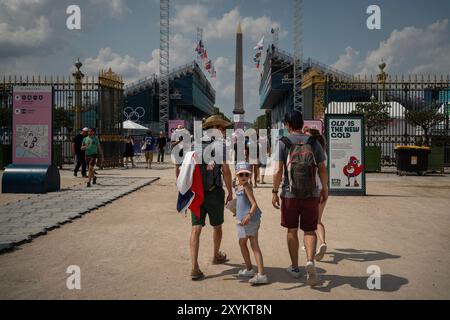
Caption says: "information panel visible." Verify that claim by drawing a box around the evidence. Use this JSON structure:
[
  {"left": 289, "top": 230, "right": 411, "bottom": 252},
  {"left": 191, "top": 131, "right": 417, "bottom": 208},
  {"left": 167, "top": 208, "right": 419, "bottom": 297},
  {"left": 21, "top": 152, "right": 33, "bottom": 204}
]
[
  {"left": 12, "top": 86, "right": 53, "bottom": 165},
  {"left": 326, "top": 114, "right": 366, "bottom": 196}
]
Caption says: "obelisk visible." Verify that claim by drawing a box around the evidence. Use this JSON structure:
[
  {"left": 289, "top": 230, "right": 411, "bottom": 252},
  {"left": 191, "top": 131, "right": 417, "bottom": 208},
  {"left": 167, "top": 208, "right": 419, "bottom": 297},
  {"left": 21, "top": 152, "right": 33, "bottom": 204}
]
[{"left": 233, "top": 22, "right": 245, "bottom": 128}]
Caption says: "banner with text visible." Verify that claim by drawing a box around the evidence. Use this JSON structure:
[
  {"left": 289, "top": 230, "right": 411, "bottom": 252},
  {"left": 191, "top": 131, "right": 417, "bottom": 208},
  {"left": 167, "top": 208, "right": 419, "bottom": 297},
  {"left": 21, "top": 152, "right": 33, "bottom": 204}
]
[{"left": 326, "top": 114, "right": 366, "bottom": 196}]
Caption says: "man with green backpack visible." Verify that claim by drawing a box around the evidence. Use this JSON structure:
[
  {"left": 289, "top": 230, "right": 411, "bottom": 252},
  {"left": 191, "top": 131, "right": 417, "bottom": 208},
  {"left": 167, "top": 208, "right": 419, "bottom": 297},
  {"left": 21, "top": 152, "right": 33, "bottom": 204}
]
[{"left": 272, "top": 111, "right": 328, "bottom": 287}]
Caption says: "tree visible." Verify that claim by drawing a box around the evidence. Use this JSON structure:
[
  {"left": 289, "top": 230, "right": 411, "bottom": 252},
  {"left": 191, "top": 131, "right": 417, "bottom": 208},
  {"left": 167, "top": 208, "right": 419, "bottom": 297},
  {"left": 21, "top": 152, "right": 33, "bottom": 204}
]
[
  {"left": 351, "top": 97, "right": 391, "bottom": 145},
  {"left": 53, "top": 107, "right": 73, "bottom": 130},
  {"left": 405, "top": 106, "right": 445, "bottom": 147},
  {"left": 0, "top": 107, "right": 12, "bottom": 128},
  {"left": 212, "top": 106, "right": 231, "bottom": 123}
]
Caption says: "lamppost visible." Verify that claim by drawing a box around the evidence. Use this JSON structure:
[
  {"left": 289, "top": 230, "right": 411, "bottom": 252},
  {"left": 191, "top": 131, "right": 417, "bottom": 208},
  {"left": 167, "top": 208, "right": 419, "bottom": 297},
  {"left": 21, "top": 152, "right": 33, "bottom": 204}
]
[{"left": 72, "top": 59, "right": 84, "bottom": 130}]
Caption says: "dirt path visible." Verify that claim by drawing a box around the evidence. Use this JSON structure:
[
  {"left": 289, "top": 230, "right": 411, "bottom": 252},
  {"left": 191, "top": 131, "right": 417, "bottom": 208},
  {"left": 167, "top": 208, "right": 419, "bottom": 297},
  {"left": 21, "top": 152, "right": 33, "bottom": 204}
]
[{"left": 0, "top": 167, "right": 449, "bottom": 299}]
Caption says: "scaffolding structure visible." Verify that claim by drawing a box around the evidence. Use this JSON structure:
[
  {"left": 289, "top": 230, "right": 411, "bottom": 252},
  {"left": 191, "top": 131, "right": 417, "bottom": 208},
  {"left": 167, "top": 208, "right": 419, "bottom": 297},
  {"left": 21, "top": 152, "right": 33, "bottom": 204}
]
[
  {"left": 293, "top": 0, "right": 303, "bottom": 112},
  {"left": 159, "top": 0, "right": 170, "bottom": 130}
]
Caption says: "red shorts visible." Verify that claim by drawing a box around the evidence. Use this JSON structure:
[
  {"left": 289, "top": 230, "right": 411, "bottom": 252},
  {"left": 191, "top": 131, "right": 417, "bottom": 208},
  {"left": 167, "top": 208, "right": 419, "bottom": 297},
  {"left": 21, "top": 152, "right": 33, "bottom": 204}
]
[{"left": 281, "top": 197, "right": 319, "bottom": 232}]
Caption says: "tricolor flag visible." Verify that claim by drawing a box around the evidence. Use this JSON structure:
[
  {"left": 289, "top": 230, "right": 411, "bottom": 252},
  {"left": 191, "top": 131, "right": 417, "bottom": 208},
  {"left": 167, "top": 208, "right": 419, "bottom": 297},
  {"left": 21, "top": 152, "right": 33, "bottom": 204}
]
[{"left": 253, "top": 36, "right": 264, "bottom": 51}]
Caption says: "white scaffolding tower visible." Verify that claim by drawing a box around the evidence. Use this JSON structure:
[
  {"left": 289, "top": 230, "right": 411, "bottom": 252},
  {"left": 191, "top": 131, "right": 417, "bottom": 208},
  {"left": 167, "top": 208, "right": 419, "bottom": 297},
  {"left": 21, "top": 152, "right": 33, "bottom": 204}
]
[
  {"left": 159, "top": 0, "right": 170, "bottom": 130},
  {"left": 293, "top": 0, "right": 303, "bottom": 112}
]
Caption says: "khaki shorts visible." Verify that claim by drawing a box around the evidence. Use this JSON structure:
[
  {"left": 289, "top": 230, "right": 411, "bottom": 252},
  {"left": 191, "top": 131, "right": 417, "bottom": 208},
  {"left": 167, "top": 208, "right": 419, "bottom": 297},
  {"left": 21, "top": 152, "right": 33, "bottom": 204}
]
[{"left": 145, "top": 151, "right": 154, "bottom": 162}]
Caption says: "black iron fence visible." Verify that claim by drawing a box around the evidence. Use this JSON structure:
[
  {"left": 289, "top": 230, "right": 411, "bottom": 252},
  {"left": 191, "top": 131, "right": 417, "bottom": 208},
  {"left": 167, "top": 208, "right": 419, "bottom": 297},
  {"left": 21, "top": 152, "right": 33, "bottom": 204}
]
[
  {"left": 324, "top": 73, "right": 450, "bottom": 167},
  {"left": 0, "top": 67, "right": 124, "bottom": 168}
]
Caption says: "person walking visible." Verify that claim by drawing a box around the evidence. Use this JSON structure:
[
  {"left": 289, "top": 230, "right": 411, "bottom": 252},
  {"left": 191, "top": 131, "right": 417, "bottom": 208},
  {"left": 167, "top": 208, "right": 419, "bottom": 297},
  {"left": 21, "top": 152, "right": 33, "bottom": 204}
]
[
  {"left": 143, "top": 131, "right": 155, "bottom": 169},
  {"left": 304, "top": 127, "right": 328, "bottom": 261},
  {"left": 156, "top": 131, "right": 167, "bottom": 163},
  {"left": 235, "top": 162, "right": 268, "bottom": 285},
  {"left": 272, "top": 111, "right": 328, "bottom": 287},
  {"left": 72, "top": 128, "right": 88, "bottom": 177},
  {"left": 123, "top": 135, "right": 136, "bottom": 169},
  {"left": 189, "top": 115, "right": 233, "bottom": 281},
  {"left": 81, "top": 128, "right": 103, "bottom": 188}
]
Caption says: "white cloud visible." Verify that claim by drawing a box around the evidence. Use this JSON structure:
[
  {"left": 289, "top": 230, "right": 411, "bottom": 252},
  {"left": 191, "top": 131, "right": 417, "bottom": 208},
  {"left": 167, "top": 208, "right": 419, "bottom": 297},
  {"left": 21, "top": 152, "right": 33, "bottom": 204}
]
[
  {"left": 82, "top": 33, "right": 194, "bottom": 83},
  {"left": 172, "top": 5, "right": 285, "bottom": 42},
  {"left": 332, "top": 19, "right": 450, "bottom": 75},
  {"left": 89, "top": 0, "right": 130, "bottom": 18},
  {"left": 0, "top": 0, "right": 131, "bottom": 59},
  {"left": 0, "top": 16, "right": 52, "bottom": 58},
  {"left": 330, "top": 46, "right": 360, "bottom": 74}
]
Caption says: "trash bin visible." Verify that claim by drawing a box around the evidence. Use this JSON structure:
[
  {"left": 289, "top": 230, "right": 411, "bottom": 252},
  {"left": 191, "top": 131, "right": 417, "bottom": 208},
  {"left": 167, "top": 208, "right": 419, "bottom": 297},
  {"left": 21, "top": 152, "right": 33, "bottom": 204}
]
[{"left": 394, "top": 146, "right": 431, "bottom": 176}]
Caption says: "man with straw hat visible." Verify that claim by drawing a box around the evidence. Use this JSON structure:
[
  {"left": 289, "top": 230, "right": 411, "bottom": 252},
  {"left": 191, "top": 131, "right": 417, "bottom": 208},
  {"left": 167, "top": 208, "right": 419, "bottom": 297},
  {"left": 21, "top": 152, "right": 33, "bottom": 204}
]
[{"left": 189, "top": 115, "right": 233, "bottom": 281}]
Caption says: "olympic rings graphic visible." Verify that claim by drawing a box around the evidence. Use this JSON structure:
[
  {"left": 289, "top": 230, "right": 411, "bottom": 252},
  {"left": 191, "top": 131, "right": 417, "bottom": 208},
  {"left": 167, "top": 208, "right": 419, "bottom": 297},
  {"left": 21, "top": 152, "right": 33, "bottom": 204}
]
[{"left": 123, "top": 106, "right": 146, "bottom": 121}]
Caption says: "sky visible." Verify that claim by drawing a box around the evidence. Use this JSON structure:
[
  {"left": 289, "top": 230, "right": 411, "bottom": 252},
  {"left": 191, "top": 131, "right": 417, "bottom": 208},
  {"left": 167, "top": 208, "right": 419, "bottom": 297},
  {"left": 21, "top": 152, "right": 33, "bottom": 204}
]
[{"left": 0, "top": 0, "right": 449, "bottom": 122}]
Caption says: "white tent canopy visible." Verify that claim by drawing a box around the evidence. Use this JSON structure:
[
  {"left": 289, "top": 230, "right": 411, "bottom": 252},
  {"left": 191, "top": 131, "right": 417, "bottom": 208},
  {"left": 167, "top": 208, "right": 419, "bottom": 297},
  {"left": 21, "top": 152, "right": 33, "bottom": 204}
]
[
  {"left": 122, "top": 120, "right": 149, "bottom": 130},
  {"left": 326, "top": 101, "right": 406, "bottom": 119}
]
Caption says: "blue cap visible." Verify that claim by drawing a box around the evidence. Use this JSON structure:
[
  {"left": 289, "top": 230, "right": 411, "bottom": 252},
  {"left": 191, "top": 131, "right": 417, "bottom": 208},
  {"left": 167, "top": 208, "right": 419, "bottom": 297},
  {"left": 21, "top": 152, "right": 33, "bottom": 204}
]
[{"left": 235, "top": 162, "right": 252, "bottom": 175}]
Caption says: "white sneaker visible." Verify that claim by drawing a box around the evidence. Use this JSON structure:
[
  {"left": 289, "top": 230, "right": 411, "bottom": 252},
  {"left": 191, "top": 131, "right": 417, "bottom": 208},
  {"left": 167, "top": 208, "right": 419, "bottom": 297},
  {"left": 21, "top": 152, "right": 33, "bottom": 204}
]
[
  {"left": 238, "top": 268, "right": 255, "bottom": 278},
  {"left": 249, "top": 274, "right": 269, "bottom": 285},
  {"left": 286, "top": 266, "right": 301, "bottom": 279},
  {"left": 305, "top": 261, "right": 318, "bottom": 287},
  {"left": 315, "top": 243, "right": 327, "bottom": 261}
]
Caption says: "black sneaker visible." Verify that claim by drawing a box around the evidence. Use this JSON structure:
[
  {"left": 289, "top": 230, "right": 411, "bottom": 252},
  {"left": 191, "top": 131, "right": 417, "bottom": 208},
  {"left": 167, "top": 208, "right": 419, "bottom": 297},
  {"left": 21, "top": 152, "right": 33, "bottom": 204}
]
[
  {"left": 87, "top": 182, "right": 91, "bottom": 188},
  {"left": 74, "top": 172, "right": 78, "bottom": 177},
  {"left": 93, "top": 176, "right": 97, "bottom": 185}
]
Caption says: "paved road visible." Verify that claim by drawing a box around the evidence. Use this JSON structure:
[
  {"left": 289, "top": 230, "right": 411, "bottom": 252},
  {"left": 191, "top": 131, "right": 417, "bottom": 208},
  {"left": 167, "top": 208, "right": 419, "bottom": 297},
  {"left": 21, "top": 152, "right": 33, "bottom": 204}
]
[
  {"left": 0, "top": 176, "right": 159, "bottom": 252},
  {"left": 0, "top": 167, "right": 449, "bottom": 299}
]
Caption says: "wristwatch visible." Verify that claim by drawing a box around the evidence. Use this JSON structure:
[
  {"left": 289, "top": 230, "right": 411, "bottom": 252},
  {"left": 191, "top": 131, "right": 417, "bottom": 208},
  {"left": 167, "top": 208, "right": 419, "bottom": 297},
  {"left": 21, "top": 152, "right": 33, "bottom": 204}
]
[{"left": 272, "top": 189, "right": 279, "bottom": 194}]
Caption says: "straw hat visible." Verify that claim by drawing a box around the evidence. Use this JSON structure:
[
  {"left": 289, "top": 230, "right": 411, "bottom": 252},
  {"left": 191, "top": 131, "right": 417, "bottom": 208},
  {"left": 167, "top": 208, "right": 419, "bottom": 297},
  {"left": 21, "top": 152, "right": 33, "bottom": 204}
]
[{"left": 202, "top": 115, "right": 232, "bottom": 129}]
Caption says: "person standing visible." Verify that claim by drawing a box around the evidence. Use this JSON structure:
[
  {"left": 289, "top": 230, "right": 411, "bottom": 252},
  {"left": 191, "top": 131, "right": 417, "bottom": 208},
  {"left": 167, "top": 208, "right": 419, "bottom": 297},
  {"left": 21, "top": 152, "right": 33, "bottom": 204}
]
[
  {"left": 272, "top": 111, "right": 328, "bottom": 287},
  {"left": 72, "top": 128, "right": 88, "bottom": 177},
  {"left": 235, "top": 162, "right": 268, "bottom": 285},
  {"left": 143, "top": 131, "right": 155, "bottom": 169},
  {"left": 81, "top": 128, "right": 103, "bottom": 188},
  {"left": 189, "top": 115, "right": 233, "bottom": 281},
  {"left": 123, "top": 136, "right": 136, "bottom": 169},
  {"left": 156, "top": 131, "right": 167, "bottom": 163}
]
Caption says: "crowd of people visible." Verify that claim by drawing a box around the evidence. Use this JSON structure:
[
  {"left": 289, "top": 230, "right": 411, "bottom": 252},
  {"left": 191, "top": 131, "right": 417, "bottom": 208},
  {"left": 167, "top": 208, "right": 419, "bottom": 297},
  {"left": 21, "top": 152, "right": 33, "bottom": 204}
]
[
  {"left": 72, "top": 111, "right": 329, "bottom": 287},
  {"left": 176, "top": 111, "right": 328, "bottom": 287}
]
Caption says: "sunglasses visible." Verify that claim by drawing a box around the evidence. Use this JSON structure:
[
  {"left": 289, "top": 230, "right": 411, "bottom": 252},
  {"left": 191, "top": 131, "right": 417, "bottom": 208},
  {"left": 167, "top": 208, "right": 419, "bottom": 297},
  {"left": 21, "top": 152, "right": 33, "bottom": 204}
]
[{"left": 238, "top": 172, "right": 250, "bottom": 178}]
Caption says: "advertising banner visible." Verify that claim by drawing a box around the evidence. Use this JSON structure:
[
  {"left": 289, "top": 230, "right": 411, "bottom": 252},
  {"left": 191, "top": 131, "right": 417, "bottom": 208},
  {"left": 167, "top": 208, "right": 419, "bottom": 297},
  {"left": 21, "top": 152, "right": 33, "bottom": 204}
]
[
  {"left": 326, "top": 114, "right": 366, "bottom": 196},
  {"left": 12, "top": 86, "right": 53, "bottom": 165}
]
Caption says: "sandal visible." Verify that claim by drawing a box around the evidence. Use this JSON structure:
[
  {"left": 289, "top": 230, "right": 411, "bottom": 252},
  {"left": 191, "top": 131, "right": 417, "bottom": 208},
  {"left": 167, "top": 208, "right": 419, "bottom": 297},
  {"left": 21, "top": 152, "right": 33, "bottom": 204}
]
[
  {"left": 212, "top": 251, "right": 229, "bottom": 265},
  {"left": 191, "top": 270, "right": 205, "bottom": 281}
]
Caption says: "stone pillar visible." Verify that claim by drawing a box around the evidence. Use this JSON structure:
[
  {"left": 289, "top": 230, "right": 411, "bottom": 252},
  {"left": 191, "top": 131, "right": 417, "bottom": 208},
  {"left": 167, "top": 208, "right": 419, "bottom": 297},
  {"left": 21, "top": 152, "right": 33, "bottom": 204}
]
[
  {"left": 233, "top": 22, "right": 245, "bottom": 128},
  {"left": 72, "top": 59, "right": 85, "bottom": 131}
]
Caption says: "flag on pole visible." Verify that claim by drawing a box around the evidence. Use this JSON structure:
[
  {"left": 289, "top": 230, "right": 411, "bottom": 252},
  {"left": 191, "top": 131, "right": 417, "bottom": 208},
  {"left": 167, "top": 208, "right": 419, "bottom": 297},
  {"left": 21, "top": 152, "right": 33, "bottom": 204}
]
[{"left": 253, "top": 36, "right": 264, "bottom": 51}]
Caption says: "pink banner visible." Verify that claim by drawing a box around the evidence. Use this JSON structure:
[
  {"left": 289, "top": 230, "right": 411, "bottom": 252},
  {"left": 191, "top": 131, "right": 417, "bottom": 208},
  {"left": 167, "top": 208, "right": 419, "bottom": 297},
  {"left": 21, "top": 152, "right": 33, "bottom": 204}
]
[
  {"left": 169, "top": 120, "right": 185, "bottom": 139},
  {"left": 12, "top": 86, "right": 53, "bottom": 165},
  {"left": 303, "top": 120, "right": 324, "bottom": 134}
]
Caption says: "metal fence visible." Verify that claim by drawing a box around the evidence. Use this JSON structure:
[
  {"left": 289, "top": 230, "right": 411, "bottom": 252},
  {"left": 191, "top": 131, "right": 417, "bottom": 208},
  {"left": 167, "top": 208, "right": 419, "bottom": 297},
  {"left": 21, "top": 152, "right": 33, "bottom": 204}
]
[
  {"left": 324, "top": 72, "right": 450, "bottom": 167},
  {"left": 0, "top": 65, "right": 124, "bottom": 168}
]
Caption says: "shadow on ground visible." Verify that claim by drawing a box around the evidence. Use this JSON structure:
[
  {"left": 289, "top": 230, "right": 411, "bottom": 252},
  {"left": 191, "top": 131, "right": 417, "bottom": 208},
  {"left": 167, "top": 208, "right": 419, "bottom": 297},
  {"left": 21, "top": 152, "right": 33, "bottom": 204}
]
[
  {"left": 202, "top": 248, "right": 407, "bottom": 293},
  {"left": 321, "top": 248, "right": 401, "bottom": 265}
]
